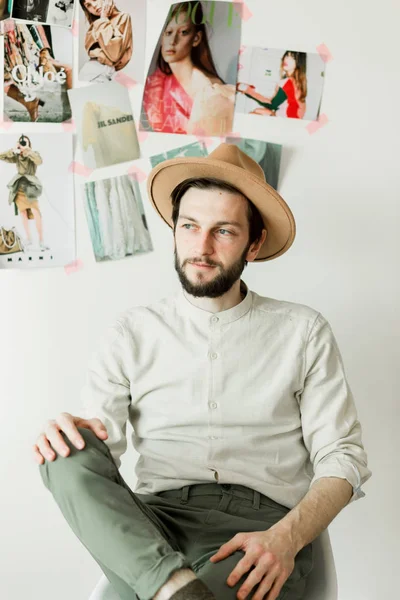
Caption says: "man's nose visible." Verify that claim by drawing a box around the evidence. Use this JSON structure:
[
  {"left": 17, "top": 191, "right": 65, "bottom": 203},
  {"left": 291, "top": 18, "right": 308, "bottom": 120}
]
[{"left": 195, "top": 233, "right": 214, "bottom": 255}]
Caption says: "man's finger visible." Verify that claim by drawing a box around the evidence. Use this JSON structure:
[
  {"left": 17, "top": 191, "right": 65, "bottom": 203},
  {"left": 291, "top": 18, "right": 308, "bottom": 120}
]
[
  {"left": 209, "top": 536, "right": 242, "bottom": 562},
  {"left": 235, "top": 561, "right": 266, "bottom": 598},
  {"left": 255, "top": 572, "right": 285, "bottom": 600},
  {"left": 226, "top": 550, "right": 259, "bottom": 587},
  {"left": 87, "top": 419, "right": 108, "bottom": 438}
]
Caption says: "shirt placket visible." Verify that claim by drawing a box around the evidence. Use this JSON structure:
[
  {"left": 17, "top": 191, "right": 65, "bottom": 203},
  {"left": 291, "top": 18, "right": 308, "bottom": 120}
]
[{"left": 206, "top": 314, "right": 222, "bottom": 482}]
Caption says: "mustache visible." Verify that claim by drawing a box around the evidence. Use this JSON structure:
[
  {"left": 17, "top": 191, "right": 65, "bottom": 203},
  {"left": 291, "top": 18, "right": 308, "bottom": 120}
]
[{"left": 185, "top": 258, "right": 221, "bottom": 267}]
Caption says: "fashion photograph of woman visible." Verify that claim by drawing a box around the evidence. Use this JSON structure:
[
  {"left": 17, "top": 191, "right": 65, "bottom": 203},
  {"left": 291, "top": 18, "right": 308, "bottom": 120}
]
[
  {"left": 236, "top": 47, "right": 326, "bottom": 121},
  {"left": 0, "top": 135, "right": 50, "bottom": 253},
  {"left": 237, "top": 50, "right": 307, "bottom": 119},
  {"left": 0, "top": 132, "right": 74, "bottom": 269},
  {"left": 46, "top": 0, "right": 75, "bottom": 27},
  {"left": 4, "top": 23, "right": 73, "bottom": 123},
  {"left": 11, "top": 0, "right": 75, "bottom": 25},
  {"left": 140, "top": 0, "right": 241, "bottom": 136},
  {"left": 11, "top": 0, "right": 48, "bottom": 22},
  {"left": 78, "top": 0, "right": 143, "bottom": 84}
]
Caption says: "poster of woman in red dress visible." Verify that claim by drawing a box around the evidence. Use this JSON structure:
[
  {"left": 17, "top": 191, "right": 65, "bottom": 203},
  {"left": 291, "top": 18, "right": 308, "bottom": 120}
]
[
  {"left": 236, "top": 47, "right": 326, "bottom": 121},
  {"left": 140, "top": 1, "right": 242, "bottom": 137}
]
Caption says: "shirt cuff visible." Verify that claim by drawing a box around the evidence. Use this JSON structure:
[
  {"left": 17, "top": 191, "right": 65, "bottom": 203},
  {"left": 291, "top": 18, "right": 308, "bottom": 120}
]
[{"left": 310, "top": 457, "right": 366, "bottom": 505}]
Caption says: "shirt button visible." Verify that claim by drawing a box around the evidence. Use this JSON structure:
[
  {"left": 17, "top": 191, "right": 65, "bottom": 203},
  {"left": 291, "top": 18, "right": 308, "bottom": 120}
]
[
  {"left": 211, "top": 316, "right": 219, "bottom": 323},
  {"left": 210, "top": 352, "right": 218, "bottom": 360},
  {"left": 210, "top": 402, "right": 218, "bottom": 409}
]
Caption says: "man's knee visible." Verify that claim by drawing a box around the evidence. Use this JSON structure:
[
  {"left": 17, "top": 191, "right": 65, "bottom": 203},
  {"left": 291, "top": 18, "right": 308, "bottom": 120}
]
[
  {"left": 75, "top": 426, "right": 109, "bottom": 452},
  {"left": 38, "top": 427, "right": 109, "bottom": 490}
]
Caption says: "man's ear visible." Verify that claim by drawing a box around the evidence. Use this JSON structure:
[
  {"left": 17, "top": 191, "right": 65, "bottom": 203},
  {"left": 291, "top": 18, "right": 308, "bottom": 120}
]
[{"left": 246, "top": 229, "right": 268, "bottom": 262}]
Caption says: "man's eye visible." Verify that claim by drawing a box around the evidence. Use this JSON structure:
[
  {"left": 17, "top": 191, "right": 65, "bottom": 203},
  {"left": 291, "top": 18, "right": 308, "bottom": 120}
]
[
  {"left": 218, "top": 229, "right": 231, "bottom": 235},
  {"left": 183, "top": 223, "right": 194, "bottom": 229}
]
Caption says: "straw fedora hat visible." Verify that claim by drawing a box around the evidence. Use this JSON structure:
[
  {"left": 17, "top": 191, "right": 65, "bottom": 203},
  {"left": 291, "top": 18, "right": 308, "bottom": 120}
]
[{"left": 147, "top": 143, "right": 296, "bottom": 262}]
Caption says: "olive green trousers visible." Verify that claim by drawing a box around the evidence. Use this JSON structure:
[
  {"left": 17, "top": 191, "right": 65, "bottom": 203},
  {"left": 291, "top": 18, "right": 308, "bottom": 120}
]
[{"left": 39, "top": 427, "right": 313, "bottom": 600}]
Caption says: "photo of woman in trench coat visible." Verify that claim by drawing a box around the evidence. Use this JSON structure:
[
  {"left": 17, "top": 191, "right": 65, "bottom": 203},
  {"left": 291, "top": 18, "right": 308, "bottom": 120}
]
[{"left": 0, "top": 135, "right": 50, "bottom": 252}]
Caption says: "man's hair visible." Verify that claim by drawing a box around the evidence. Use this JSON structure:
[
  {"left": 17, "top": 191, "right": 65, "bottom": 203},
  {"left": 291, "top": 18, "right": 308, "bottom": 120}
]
[{"left": 170, "top": 177, "right": 266, "bottom": 256}]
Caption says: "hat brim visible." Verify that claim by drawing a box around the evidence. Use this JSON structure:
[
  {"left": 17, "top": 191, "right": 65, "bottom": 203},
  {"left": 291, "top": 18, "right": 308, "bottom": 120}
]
[{"left": 147, "top": 156, "right": 296, "bottom": 262}]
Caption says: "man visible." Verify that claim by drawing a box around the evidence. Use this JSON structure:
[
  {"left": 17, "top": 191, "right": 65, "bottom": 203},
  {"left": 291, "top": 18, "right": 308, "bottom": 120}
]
[{"left": 34, "top": 144, "right": 371, "bottom": 600}]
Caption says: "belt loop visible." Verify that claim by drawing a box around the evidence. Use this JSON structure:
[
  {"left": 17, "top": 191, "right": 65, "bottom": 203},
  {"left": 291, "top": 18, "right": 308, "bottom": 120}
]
[
  {"left": 180, "top": 485, "right": 190, "bottom": 504},
  {"left": 252, "top": 490, "right": 260, "bottom": 510}
]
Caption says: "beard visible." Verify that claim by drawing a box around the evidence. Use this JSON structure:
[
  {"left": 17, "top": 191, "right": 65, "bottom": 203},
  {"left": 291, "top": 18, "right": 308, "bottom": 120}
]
[{"left": 174, "top": 242, "right": 250, "bottom": 298}]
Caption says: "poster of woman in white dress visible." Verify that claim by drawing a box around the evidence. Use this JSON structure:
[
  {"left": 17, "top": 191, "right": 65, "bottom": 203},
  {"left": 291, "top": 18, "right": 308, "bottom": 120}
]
[
  {"left": 78, "top": 0, "right": 146, "bottom": 84},
  {"left": 140, "top": 1, "right": 242, "bottom": 137},
  {"left": 0, "top": 133, "right": 74, "bottom": 269}
]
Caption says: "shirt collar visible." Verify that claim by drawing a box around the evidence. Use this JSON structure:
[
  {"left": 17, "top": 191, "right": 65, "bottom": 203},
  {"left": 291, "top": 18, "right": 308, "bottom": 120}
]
[{"left": 176, "top": 279, "right": 253, "bottom": 326}]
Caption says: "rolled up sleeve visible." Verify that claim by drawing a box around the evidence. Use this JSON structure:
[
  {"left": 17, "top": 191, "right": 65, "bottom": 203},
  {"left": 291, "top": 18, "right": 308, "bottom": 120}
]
[
  {"left": 299, "top": 313, "right": 372, "bottom": 505},
  {"left": 80, "top": 320, "right": 131, "bottom": 469}
]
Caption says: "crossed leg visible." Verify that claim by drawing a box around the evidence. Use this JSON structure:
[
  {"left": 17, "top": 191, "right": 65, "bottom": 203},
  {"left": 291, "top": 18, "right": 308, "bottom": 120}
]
[{"left": 38, "top": 428, "right": 310, "bottom": 600}]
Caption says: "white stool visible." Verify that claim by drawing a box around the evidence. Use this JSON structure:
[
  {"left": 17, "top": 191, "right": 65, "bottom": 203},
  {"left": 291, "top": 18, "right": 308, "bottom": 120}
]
[
  {"left": 303, "top": 529, "right": 338, "bottom": 600},
  {"left": 88, "top": 529, "right": 337, "bottom": 600}
]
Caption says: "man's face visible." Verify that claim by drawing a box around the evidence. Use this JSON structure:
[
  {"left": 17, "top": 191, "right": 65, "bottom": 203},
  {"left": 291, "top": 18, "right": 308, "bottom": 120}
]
[{"left": 173, "top": 187, "right": 255, "bottom": 298}]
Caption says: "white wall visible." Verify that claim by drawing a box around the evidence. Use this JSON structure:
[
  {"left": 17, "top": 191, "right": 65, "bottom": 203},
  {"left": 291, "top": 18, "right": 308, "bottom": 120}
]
[{"left": 0, "top": 1, "right": 398, "bottom": 599}]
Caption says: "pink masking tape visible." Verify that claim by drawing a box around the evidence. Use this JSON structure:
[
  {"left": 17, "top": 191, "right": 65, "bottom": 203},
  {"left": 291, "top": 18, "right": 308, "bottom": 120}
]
[
  {"left": 238, "top": 63, "right": 244, "bottom": 70},
  {"left": 71, "top": 19, "right": 79, "bottom": 37},
  {"left": 316, "top": 43, "right": 333, "bottom": 63},
  {"left": 193, "top": 127, "right": 214, "bottom": 148},
  {"left": 68, "top": 161, "right": 94, "bottom": 176},
  {"left": 137, "top": 129, "right": 149, "bottom": 143},
  {"left": 2, "top": 19, "right": 15, "bottom": 33},
  {"left": 234, "top": 0, "right": 253, "bottom": 21},
  {"left": 64, "top": 258, "right": 84, "bottom": 275},
  {"left": 239, "top": 45, "right": 246, "bottom": 55},
  {"left": 62, "top": 118, "right": 76, "bottom": 133},
  {"left": 306, "top": 113, "right": 329, "bottom": 134},
  {"left": 114, "top": 71, "right": 138, "bottom": 89},
  {"left": 128, "top": 165, "right": 147, "bottom": 182},
  {"left": 0, "top": 116, "right": 13, "bottom": 131}
]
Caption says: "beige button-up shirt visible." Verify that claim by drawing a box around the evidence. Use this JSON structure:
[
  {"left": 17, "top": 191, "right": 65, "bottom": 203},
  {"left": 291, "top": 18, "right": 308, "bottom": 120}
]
[{"left": 81, "top": 280, "right": 372, "bottom": 509}]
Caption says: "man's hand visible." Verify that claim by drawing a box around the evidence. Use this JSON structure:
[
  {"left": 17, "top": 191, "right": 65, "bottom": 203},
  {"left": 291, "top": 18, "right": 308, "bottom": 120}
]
[
  {"left": 32, "top": 412, "right": 108, "bottom": 464},
  {"left": 209, "top": 528, "right": 296, "bottom": 600}
]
